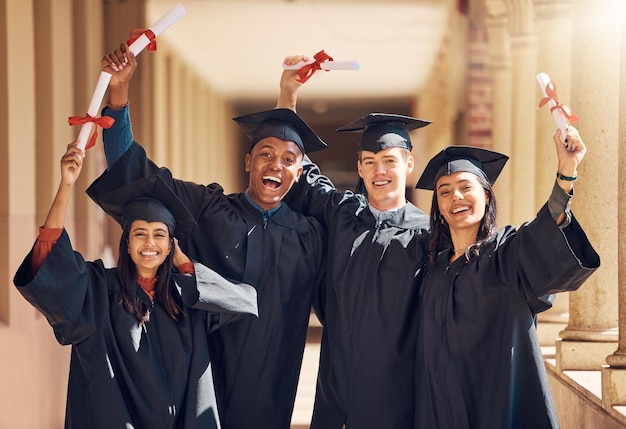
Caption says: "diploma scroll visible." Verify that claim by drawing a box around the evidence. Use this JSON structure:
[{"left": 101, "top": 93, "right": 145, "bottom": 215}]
[
  {"left": 75, "top": 72, "right": 113, "bottom": 150},
  {"left": 282, "top": 60, "right": 360, "bottom": 71},
  {"left": 74, "top": 3, "right": 186, "bottom": 150},
  {"left": 536, "top": 72, "right": 577, "bottom": 142}
]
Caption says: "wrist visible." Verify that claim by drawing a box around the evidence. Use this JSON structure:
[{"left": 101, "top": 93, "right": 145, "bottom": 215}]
[{"left": 556, "top": 171, "right": 577, "bottom": 181}]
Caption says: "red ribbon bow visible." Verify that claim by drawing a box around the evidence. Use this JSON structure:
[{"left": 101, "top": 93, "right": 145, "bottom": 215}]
[
  {"left": 67, "top": 114, "right": 115, "bottom": 150},
  {"left": 538, "top": 81, "right": 579, "bottom": 124},
  {"left": 127, "top": 28, "right": 157, "bottom": 52},
  {"left": 296, "top": 50, "right": 334, "bottom": 83}
]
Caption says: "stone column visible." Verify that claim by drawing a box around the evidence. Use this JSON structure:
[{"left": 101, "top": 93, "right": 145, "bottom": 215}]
[
  {"left": 556, "top": 0, "right": 620, "bottom": 371},
  {"left": 601, "top": 0, "right": 626, "bottom": 410},
  {"left": 483, "top": 0, "right": 513, "bottom": 225},
  {"left": 533, "top": 0, "right": 574, "bottom": 346},
  {"left": 506, "top": 0, "right": 537, "bottom": 226},
  {"left": 72, "top": 0, "right": 107, "bottom": 261}
]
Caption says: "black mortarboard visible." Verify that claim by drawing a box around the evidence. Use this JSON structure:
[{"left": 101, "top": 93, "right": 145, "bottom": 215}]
[
  {"left": 87, "top": 175, "right": 198, "bottom": 238},
  {"left": 233, "top": 108, "right": 327, "bottom": 154},
  {"left": 415, "top": 145, "right": 509, "bottom": 190},
  {"left": 336, "top": 113, "right": 431, "bottom": 153}
]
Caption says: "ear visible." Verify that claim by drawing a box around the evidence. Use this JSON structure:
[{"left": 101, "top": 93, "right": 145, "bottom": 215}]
[
  {"left": 294, "top": 165, "right": 303, "bottom": 183},
  {"left": 357, "top": 159, "right": 363, "bottom": 178},
  {"left": 405, "top": 154, "right": 415, "bottom": 175},
  {"left": 244, "top": 153, "right": 251, "bottom": 172}
]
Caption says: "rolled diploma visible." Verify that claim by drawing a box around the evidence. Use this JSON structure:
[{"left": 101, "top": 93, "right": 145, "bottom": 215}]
[
  {"left": 536, "top": 72, "right": 569, "bottom": 140},
  {"left": 76, "top": 71, "right": 112, "bottom": 150},
  {"left": 282, "top": 60, "right": 360, "bottom": 71},
  {"left": 76, "top": 3, "right": 186, "bottom": 149},
  {"left": 128, "top": 3, "right": 186, "bottom": 56}
]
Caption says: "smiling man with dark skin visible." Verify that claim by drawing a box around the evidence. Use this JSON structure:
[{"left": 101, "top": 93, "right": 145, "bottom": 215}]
[{"left": 87, "top": 43, "right": 327, "bottom": 429}]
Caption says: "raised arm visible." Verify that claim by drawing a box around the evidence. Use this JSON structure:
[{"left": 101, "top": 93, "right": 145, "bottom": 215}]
[
  {"left": 43, "top": 141, "right": 85, "bottom": 229},
  {"left": 276, "top": 54, "right": 310, "bottom": 111},
  {"left": 100, "top": 42, "right": 138, "bottom": 167},
  {"left": 550, "top": 126, "right": 586, "bottom": 226}
]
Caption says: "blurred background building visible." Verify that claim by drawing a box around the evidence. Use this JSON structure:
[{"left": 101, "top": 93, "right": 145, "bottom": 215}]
[{"left": 1, "top": 0, "right": 625, "bottom": 427}]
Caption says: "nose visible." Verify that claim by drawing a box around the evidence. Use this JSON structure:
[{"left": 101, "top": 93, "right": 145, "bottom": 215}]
[{"left": 452, "top": 189, "right": 463, "bottom": 201}]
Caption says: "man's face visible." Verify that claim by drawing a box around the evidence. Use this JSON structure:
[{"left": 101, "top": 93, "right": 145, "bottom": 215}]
[
  {"left": 245, "top": 137, "right": 304, "bottom": 211},
  {"left": 357, "top": 147, "right": 414, "bottom": 211}
]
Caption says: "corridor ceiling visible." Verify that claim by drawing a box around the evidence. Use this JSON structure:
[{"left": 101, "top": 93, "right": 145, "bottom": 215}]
[{"left": 146, "top": 0, "right": 457, "bottom": 101}]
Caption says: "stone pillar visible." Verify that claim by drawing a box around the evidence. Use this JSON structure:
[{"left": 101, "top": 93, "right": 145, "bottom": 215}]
[
  {"left": 72, "top": 0, "right": 107, "bottom": 261},
  {"left": 533, "top": 0, "right": 574, "bottom": 345},
  {"left": 483, "top": 0, "right": 513, "bottom": 225},
  {"left": 601, "top": 0, "right": 626, "bottom": 410},
  {"left": 506, "top": 0, "right": 537, "bottom": 226},
  {"left": 556, "top": 0, "right": 620, "bottom": 371}
]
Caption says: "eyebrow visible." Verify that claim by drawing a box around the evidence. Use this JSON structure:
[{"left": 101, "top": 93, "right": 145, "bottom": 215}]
[{"left": 437, "top": 178, "right": 471, "bottom": 190}]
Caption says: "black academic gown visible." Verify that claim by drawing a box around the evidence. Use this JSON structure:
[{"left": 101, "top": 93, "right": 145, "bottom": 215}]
[
  {"left": 87, "top": 143, "right": 326, "bottom": 429},
  {"left": 13, "top": 230, "right": 258, "bottom": 429},
  {"left": 284, "top": 159, "right": 430, "bottom": 429},
  {"left": 415, "top": 206, "right": 600, "bottom": 429}
]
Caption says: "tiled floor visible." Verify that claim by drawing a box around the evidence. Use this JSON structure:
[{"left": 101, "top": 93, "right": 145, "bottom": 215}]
[
  {"left": 291, "top": 343, "right": 320, "bottom": 428},
  {"left": 291, "top": 315, "right": 322, "bottom": 428}
]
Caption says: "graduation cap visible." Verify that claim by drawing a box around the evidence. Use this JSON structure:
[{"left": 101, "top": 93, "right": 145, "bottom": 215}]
[
  {"left": 336, "top": 113, "right": 431, "bottom": 153},
  {"left": 88, "top": 175, "right": 198, "bottom": 238},
  {"left": 415, "top": 145, "right": 509, "bottom": 190},
  {"left": 233, "top": 108, "right": 327, "bottom": 154}
]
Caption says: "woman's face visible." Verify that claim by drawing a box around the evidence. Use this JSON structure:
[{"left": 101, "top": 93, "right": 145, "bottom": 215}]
[
  {"left": 435, "top": 171, "right": 489, "bottom": 234},
  {"left": 127, "top": 220, "right": 171, "bottom": 278}
]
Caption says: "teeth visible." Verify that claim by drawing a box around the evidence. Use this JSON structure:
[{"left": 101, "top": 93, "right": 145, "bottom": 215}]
[
  {"left": 452, "top": 206, "right": 469, "bottom": 214},
  {"left": 263, "top": 176, "right": 282, "bottom": 184},
  {"left": 141, "top": 251, "right": 158, "bottom": 256},
  {"left": 373, "top": 181, "right": 388, "bottom": 186}
]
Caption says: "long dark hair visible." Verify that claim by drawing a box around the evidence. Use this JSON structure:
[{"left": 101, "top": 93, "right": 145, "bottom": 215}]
[
  {"left": 426, "top": 174, "right": 498, "bottom": 264},
  {"left": 117, "top": 228, "right": 182, "bottom": 324}
]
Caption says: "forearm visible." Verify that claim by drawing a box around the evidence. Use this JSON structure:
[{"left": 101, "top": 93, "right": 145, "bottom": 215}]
[
  {"left": 102, "top": 105, "right": 133, "bottom": 167},
  {"left": 43, "top": 182, "right": 72, "bottom": 229}
]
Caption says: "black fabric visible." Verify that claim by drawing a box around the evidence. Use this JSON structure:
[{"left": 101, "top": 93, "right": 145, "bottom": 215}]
[
  {"left": 92, "top": 174, "right": 198, "bottom": 238},
  {"left": 13, "top": 230, "right": 256, "bottom": 429},
  {"left": 87, "top": 143, "right": 326, "bottom": 429},
  {"left": 233, "top": 108, "right": 327, "bottom": 154},
  {"left": 336, "top": 112, "right": 431, "bottom": 153},
  {"left": 415, "top": 206, "right": 600, "bottom": 429},
  {"left": 416, "top": 145, "right": 509, "bottom": 190},
  {"left": 283, "top": 156, "right": 430, "bottom": 428}
]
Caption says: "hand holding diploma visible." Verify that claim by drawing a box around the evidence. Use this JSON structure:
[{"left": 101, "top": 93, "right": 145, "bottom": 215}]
[
  {"left": 70, "top": 3, "right": 186, "bottom": 150},
  {"left": 537, "top": 72, "right": 579, "bottom": 142},
  {"left": 282, "top": 50, "right": 359, "bottom": 83}
]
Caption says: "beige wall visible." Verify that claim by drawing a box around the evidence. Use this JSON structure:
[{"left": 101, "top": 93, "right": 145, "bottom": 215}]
[{"left": 1, "top": 0, "right": 625, "bottom": 428}]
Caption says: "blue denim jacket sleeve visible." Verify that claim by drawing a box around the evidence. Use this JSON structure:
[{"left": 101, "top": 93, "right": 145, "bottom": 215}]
[{"left": 101, "top": 106, "right": 133, "bottom": 168}]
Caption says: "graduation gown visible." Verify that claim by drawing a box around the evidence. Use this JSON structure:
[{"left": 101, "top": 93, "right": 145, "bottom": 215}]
[
  {"left": 13, "top": 230, "right": 258, "bottom": 429},
  {"left": 415, "top": 205, "right": 600, "bottom": 429},
  {"left": 284, "top": 158, "right": 430, "bottom": 428},
  {"left": 89, "top": 111, "right": 326, "bottom": 429}
]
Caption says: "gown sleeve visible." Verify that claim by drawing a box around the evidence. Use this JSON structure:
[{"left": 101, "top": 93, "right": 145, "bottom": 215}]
[
  {"left": 492, "top": 203, "right": 600, "bottom": 303},
  {"left": 101, "top": 106, "right": 134, "bottom": 168},
  {"left": 13, "top": 230, "right": 110, "bottom": 345},
  {"left": 283, "top": 155, "right": 355, "bottom": 228},
  {"left": 175, "top": 261, "right": 259, "bottom": 333},
  {"left": 31, "top": 227, "right": 63, "bottom": 274}
]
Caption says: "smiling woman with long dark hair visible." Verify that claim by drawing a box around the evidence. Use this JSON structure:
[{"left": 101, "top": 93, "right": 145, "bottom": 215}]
[
  {"left": 414, "top": 127, "right": 600, "bottom": 429},
  {"left": 14, "top": 142, "right": 258, "bottom": 429}
]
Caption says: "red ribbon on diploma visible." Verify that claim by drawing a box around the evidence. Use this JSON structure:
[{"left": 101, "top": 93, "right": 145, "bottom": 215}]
[
  {"left": 68, "top": 114, "right": 115, "bottom": 150},
  {"left": 127, "top": 28, "right": 157, "bottom": 52},
  {"left": 297, "top": 50, "right": 334, "bottom": 83},
  {"left": 537, "top": 81, "right": 579, "bottom": 124}
]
